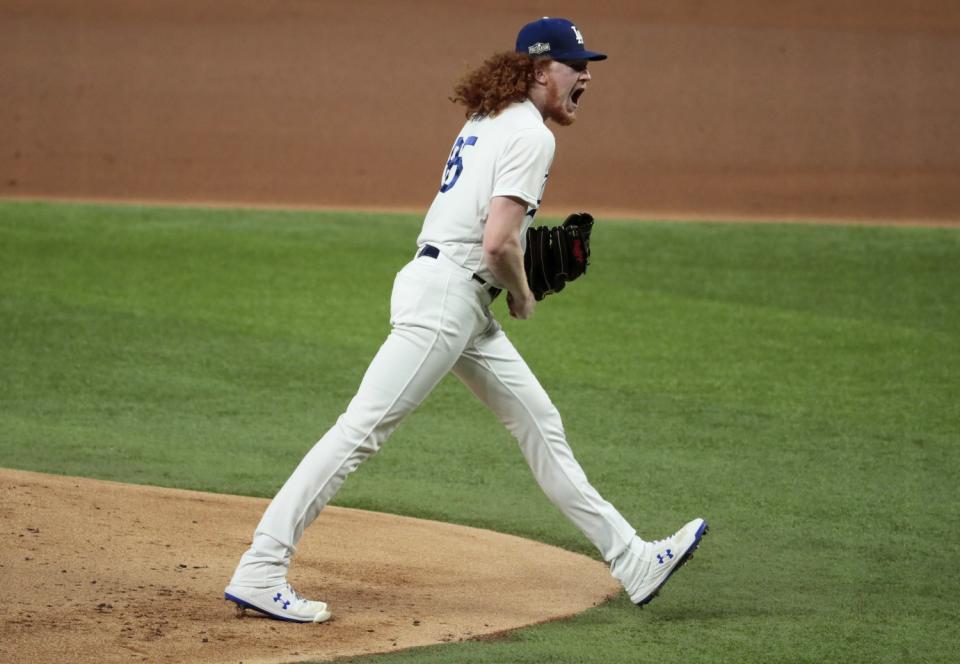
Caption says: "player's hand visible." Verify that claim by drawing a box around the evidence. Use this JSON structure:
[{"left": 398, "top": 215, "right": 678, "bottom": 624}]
[{"left": 507, "top": 289, "right": 536, "bottom": 320}]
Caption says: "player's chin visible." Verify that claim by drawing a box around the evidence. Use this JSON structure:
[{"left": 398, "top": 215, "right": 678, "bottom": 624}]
[{"left": 550, "top": 105, "right": 579, "bottom": 126}]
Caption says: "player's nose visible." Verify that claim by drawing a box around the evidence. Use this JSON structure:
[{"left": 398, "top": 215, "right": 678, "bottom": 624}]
[{"left": 580, "top": 68, "right": 592, "bottom": 81}]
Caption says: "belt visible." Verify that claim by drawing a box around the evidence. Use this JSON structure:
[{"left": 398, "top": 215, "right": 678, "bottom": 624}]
[{"left": 417, "top": 244, "right": 502, "bottom": 301}]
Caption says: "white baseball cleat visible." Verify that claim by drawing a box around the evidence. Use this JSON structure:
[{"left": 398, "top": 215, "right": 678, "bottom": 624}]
[
  {"left": 224, "top": 582, "right": 332, "bottom": 623},
  {"left": 611, "top": 517, "right": 709, "bottom": 606}
]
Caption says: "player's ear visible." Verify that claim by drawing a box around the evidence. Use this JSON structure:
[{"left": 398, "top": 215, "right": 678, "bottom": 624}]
[{"left": 533, "top": 58, "right": 552, "bottom": 84}]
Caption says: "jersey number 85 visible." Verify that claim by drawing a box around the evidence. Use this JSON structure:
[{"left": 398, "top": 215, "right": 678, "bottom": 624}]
[{"left": 439, "top": 135, "right": 479, "bottom": 193}]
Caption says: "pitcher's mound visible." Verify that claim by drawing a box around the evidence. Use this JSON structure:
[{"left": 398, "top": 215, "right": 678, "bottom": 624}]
[{"left": 1, "top": 468, "right": 620, "bottom": 663}]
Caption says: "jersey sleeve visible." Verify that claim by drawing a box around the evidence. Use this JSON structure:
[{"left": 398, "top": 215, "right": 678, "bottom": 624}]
[{"left": 492, "top": 127, "right": 555, "bottom": 209}]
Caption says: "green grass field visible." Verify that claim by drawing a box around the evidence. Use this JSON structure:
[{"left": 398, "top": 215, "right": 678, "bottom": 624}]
[{"left": 2, "top": 200, "right": 958, "bottom": 663}]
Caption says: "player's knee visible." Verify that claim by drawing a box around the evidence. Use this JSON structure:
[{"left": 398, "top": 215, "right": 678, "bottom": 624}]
[
  {"left": 510, "top": 401, "right": 564, "bottom": 439},
  {"left": 334, "top": 416, "right": 389, "bottom": 457}
]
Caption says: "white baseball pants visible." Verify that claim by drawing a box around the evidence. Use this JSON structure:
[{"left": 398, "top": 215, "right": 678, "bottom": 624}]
[{"left": 230, "top": 249, "right": 637, "bottom": 588}]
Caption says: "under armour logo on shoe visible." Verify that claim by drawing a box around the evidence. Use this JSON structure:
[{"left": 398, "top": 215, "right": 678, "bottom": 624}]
[
  {"left": 656, "top": 549, "right": 674, "bottom": 564},
  {"left": 273, "top": 593, "right": 291, "bottom": 610}
]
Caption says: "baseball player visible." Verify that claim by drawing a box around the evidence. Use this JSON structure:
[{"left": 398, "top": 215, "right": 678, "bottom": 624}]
[{"left": 224, "top": 17, "right": 707, "bottom": 623}]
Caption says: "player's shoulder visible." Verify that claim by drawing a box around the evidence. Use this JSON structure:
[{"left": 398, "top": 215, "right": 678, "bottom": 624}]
[
  {"left": 496, "top": 100, "right": 550, "bottom": 130},
  {"left": 491, "top": 101, "right": 554, "bottom": 146}
]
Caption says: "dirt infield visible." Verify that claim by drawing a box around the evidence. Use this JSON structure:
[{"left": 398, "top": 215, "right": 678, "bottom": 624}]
[
  {"left": 1, "top": 468, "right": 619, "bottom": 663},
  {"left": 2, "top": 0, "right": 959, "bottom": 224}
]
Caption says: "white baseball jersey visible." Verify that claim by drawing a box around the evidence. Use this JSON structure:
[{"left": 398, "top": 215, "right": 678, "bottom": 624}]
[{"left": 416, "top": 99, "right": 555, "bottom": 288}]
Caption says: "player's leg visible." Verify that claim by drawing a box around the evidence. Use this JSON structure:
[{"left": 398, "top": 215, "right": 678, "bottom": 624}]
[
  {"left": 229, "top": 260, "right": 488, "bottom": 592},
  {"left": 451, "top": 323, "right": 707, "bottom": 605},
  {"left": 451, "top": 321, "right": 636, "bottom": 561}
]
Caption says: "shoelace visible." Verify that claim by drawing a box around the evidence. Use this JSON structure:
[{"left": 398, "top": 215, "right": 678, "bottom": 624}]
[
  {"left": 286, "top": 584, "right": 308, "bottom": 604},
  {"left": 650, "top": 527, "right": 682, "bottom": 551}
]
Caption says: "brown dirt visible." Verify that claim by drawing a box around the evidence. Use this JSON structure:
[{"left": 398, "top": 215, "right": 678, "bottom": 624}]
[
  {"left": 2, "top": 0, "right": 959, "bottom": 225},
  {"left": 1, "top": 468, "right": 619, "bottom": 664}
]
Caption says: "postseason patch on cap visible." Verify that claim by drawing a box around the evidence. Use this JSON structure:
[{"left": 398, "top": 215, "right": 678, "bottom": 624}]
[{"left": 527, "top": 42, "right": 551, "bottom": 55}]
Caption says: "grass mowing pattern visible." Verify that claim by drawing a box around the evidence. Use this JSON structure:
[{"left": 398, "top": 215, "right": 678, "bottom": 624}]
[{"left": 2, "top": 201, "right": 958, "bottom": 662}]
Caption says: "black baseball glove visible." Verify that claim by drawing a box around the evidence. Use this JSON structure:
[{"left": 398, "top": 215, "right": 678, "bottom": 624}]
[{"left": 524, "top": 212, "right": 594, "bottom": 301}]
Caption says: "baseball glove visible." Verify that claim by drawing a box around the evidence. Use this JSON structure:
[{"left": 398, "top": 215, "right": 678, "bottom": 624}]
[{"left": 524, "top": 212, "right": 594, "bottom": 301}]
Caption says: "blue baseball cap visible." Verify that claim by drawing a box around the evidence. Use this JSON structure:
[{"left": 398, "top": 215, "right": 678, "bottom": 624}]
[{"left": 516, "top": 17, "right": 607, "bottom": 61}]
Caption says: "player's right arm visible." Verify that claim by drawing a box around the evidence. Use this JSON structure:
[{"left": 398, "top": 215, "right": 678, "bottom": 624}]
[{"left": 483, "top": 195, "right": 536, "bottom": 319}]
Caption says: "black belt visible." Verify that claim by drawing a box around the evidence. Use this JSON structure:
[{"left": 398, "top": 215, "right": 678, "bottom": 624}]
[{"left": 417, "top": 245, "right": 502, "bottom": 301}]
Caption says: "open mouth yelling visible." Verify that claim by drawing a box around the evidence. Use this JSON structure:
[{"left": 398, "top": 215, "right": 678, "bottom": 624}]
[{"left": 571, "top": 88, "right": 585, "bottom": 107}]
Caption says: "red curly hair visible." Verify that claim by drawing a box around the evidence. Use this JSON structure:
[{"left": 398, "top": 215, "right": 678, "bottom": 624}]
[{"left": 450, "top": 51, "right": 541, "bottom": 118}]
